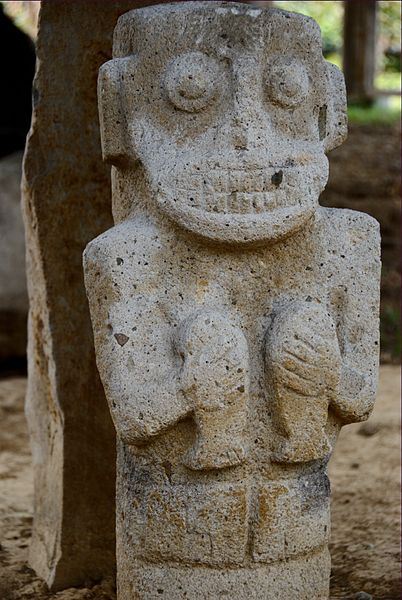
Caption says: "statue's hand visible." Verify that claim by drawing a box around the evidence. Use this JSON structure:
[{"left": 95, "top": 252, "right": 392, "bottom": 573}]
[
  {"left": 175, "top": 310, "right": 249, "bottom": 470},
  {"left": 268, "top": 302, "right": 341, "bottom": 400},
  {"left": 266, "top": 301, "right": 341, "bottom": 463},
  {"left": 177, "top": 310, "right": 249, "bottom": 411}
]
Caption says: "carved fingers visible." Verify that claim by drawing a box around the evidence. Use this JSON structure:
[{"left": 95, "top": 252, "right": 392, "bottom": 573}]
[
  {"left": 265, "top": 301, "right": 341, "bottom": 463},
  {"left": 266, "top": 301, "right": 341, "bottom": 399},
  {"left": 176, "top": 310, "right": 250, "bottom": 470},
  {"left": 177, "top": 310, "right": 250, "bottom": 412}
]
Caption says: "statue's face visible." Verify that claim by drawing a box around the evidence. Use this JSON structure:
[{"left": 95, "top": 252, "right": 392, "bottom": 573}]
[{"left": 100, "top": 2, "right": 346, "bottom": 245}]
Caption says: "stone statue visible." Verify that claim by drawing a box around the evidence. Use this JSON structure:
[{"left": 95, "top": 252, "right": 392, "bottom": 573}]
[{"left": 83, "top": 3, "right": 380, "bottom": 598}]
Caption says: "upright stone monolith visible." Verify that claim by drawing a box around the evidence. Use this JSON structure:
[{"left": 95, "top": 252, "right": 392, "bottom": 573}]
[
  {"left": 84, "top": 3, "right": 381, "bottom": 598},
  {"left": 22, "top": 0, "right": 135, "bottom": 589},
  {"left": 22, "top": 0, "right": 173, "bottom": 590}
]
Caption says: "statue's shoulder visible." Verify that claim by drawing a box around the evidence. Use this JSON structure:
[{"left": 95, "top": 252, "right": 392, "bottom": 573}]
[
  {"left": 84, "top": 216, "right": 160, "bottom": 270},
  {"left": 84, "top": 220, "right": 134, "bottom": 265},
  {"left": 83, "top": 216, "right": 166, "bottom": 293},
  {"left": 316, "top": 207, "right": 380, "bottom": 259}
]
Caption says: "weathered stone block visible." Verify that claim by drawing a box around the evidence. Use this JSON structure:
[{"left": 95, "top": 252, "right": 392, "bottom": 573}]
[
  {"left": 253, "top": 473, "right": 330, "bottom": 562},
  {"left": 21, "top": 0, "right": 166, "bottom": 589},
  {"left": 141, "top": 484, "right": 248, "bottom": 564}
]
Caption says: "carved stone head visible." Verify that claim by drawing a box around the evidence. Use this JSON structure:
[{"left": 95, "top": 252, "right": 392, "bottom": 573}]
[{"left": 99, "top": 2, "right": 347, "bottom": 245}]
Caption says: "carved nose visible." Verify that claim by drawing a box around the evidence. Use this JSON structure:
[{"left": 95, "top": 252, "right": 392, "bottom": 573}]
[
  {"left": 231, "top": 99, "right": 268, "bottom": 152},
  {"left": 230, "top": 66, "right": 269, "bottom": 151},
  {"left": 231, "top": 110, "right": 251, "bottom": 150}
]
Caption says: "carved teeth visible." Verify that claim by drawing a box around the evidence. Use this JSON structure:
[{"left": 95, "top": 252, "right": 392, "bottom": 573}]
[
  {"left": 209, "top": 193, "right": 227, "bottom": 213},
  {"left": 264, "top": 173, "right": 274, "bottom": 190},
  {"left": 211, "top": 171, "right": 228, "bottom": 193},
  {"left": 236, "top": 192, "right": 253, "bottom": 214},
  {"left": 176, "top": 169, "right": 297, "bottom": 214},
  {"left": 229, "top": 171, "right": 244, "bottom": 193},
  {"left": 252, "top": 194, "right": 265, "bottom": 213},
  {"left": 263, "top": 191, "right": 277, "bottom": 210},
  {"left": 203, "top": 191, "right": 288, "bottom": 213},
  {"left": 254, "top": 173, "right": 264, "bottom": 193}
]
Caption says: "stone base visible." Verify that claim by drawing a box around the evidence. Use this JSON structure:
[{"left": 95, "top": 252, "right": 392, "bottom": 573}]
[{"left": 118, "top": 547, "right": 331, "bottom": 600}]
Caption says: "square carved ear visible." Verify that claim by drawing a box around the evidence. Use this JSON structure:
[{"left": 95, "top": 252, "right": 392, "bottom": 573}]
[
  {"left": 98, "top": 57, "right": 138, "bottom": 166},
  {"left": 324, "top": 62, "right": 348, "bottom": 152}
]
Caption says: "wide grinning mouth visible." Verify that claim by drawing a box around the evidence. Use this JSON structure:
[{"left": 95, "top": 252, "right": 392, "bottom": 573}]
[
  {"left": 166, "top": 166, "right": 305, "bottom": 215},
  {"left": 152, "top": 159, "right": 319, "bottom": 244}
]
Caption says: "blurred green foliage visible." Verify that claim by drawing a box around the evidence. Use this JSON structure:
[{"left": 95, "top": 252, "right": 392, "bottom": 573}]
[
  {"left": 379, "top": 1, "right": 401, "bottom": 54},
  {"left": 348, "top": 97, "right": 401, "bottom": 124},
  {"left": 274, "top": 1, "right": 401, "bottom": 92},
  {"left": 375, "top": 70, "right": 401, "bottom": 91},
  {"left": 377, "top": 1, "right": 401, "bottom": 87},
  {"left": 274, "top": 1, "right": 344, "bottom": 55}
]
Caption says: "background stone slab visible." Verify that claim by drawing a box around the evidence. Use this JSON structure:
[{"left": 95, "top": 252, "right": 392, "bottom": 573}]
[{"left": 21, "top": 0, "right": 166, "bottom": 589}]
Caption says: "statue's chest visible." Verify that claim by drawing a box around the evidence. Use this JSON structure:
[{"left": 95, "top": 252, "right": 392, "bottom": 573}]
[{"left": 148, "top": 244, "right": 330, "bottom": 337}]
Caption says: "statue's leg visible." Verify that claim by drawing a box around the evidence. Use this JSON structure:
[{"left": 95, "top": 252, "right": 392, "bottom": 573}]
[
  {"left": 271, "top": 392, "right": 331, "bottom": 462},
  {"left": 265, "top": 300, "right": 340, "bottom": 463},
  {"left": 178, "top": 309, "right": 250, "bottom": 470}
]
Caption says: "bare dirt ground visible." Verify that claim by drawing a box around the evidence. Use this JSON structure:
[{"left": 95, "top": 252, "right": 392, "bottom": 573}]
[
  {"left": 328, "top": 366, "right": 401, "bottom": 599},
  {"left": 0, "top": 366, "right": 400, "bottom": 600}
]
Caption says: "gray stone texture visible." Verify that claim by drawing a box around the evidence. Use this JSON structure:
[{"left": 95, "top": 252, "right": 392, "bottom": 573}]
[
  {"left": 84, "top": 2, "right": 381, "bottom": 598},
  {"left": 0, "top": 151, "right": 28, "bottom": 360},
  {"left": 21, "top": 0, "right": 167, "bottom": 590}
]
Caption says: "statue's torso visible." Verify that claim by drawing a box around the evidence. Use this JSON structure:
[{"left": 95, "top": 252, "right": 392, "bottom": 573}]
[{"left": 85, "top": 206, "right": 378, "bottom": 569}]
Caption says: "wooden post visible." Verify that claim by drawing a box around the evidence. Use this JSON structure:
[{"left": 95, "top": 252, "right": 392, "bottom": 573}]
[{"left": 343, "top": 0, "right": 377, "bottom": 104}]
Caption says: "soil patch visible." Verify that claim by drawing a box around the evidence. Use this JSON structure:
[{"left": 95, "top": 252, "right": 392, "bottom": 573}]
[{"left": 0, "top": 367, "right": 400, "bottom": 599}]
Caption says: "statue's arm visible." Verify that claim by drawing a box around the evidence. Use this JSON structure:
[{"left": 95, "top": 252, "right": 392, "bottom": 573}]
[
  {"left": 83, "top": 236, "right": 189, "bottom": 444},
  {"left": 330, "top": 213, "right": 381, "bottom": 424}
]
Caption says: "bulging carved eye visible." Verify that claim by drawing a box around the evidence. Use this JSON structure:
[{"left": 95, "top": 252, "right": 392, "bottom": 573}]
[
  {"left": 163, "top": 52, "right": 220, "bottom": 113},
  {"left": 265, "top": 57, "right": 309, "bottom": 108}
]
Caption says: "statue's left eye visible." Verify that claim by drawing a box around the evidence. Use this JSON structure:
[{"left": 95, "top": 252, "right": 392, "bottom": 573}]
[
  {"left": 163, "top": 52, "right": 220, "bottom": 113},
  {"left": 265, "top": 57, "right": 309, "bottom": 108}
]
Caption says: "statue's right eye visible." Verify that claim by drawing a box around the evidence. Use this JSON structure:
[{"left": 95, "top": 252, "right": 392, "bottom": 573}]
[{"left": 163, "top": 52, "right": 220, "bottom": 113}]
